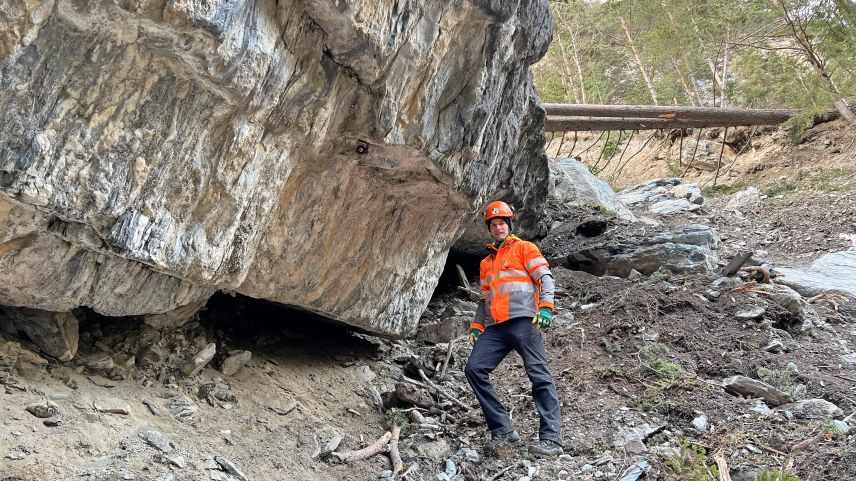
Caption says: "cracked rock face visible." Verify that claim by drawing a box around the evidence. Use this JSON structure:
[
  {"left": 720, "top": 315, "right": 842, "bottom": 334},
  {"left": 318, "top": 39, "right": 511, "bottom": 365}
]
[{"left": 0, "top": 1, "right": 551, "bottom": 337}]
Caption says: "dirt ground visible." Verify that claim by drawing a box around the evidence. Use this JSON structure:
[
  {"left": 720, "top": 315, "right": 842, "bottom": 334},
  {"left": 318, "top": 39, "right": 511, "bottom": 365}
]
[{"left": 2, "top": 122, "right": 856, "bottom": 481}]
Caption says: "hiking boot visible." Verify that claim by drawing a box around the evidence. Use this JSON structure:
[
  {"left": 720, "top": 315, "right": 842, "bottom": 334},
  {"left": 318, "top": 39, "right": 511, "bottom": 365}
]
[
  {"left": 492, "top": 430, "right": 520, "bottom": 444},
  {"left": 527, "top": 439, "right": 563, "bottom": 457},
  {"left": 483, "top": 430, "right": 520, "bottom": 456}
]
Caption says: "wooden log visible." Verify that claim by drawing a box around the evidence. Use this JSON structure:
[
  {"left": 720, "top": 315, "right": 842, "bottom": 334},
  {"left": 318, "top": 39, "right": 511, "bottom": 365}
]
[
  {"left": 712, "top": 451, "right": 734, "bottom": 481},
  {"left": 544, "top": 104, "right": 801, "bottom": 122},
  {"left": 390, "top": 424, "right": 403, "bottom": 476},
  {"left": 331, "top": 431, "right": 392, "bottom": 463},
  {"left": 545, "top": 115, "right": 789, "bottom": 131}
]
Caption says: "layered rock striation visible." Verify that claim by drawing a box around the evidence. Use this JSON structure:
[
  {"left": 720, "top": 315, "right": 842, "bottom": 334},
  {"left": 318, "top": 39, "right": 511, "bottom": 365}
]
[{"left": 0, "top": 1, "right": 551, "bottom": 338}]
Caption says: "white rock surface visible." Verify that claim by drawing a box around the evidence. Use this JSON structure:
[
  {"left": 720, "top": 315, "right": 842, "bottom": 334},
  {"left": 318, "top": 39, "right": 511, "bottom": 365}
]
[
  {"left": 774, "top": 249, "right": 856, "bottom": 315},
  {"left": 549, "top": 158, "right": 636, "bottom": 221}
]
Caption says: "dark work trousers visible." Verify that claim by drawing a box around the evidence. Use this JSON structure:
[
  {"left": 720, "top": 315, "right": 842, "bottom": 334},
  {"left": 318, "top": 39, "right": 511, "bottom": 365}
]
[{"left": 464, "top": 317, "right": 562, "bottom": 445}]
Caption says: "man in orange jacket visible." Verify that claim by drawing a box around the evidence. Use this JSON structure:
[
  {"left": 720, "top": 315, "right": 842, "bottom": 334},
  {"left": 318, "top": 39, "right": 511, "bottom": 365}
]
[{"left": 464, "top": 200, "right": 563, "bottom": 457}]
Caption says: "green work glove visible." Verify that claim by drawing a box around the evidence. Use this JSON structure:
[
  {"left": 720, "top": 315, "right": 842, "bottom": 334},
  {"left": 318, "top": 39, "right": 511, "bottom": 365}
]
[
  {"left": 533, "top": 307, "right": 553, "bottom": 330},
  {"left": 469, "top": 328, "right": 481, "bottom": 344}
]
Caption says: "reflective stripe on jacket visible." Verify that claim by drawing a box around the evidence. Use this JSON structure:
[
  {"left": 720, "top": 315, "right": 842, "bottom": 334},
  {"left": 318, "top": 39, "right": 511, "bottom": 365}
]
[{"left": 470, "top": 235, "right": 554, "bottom": 333}]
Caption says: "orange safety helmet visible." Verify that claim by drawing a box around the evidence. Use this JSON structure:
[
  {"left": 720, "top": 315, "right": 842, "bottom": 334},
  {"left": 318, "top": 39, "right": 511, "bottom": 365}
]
[{"left": 484, "top": 201, "right": 514, "bottom": 227}]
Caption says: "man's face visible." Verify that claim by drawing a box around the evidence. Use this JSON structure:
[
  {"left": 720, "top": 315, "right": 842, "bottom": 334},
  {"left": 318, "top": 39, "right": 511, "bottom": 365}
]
[{"left": 488, "top": 218, "right": 509, "bottom": 243}]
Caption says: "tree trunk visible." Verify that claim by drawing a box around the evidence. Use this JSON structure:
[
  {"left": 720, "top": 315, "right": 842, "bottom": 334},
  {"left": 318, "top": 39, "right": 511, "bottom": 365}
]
[
  {"left": 542, "top": 104, "right": 831, "bottom": 131},
  {"left": 552, "top": 17, "right": 579, "bottom": 103},
  {"left": 720, "top": 27, "right": 729, "bottom": 107},
  {"left": 672, "top": 59, "right": 699, "bottom": 106},
  {"left": 554, "top": 6, "right": 588, "bottom": 104},
  {"left": 620, "top": 17, "right": 659, "bottom": 105},
  {"left": 687, "top": 7, "right": 726, "bottom": 104}
]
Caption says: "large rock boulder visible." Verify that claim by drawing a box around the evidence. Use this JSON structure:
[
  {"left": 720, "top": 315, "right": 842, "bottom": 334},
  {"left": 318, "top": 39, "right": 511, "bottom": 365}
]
[
  {"left": 561, "top": 225, "right": 721, "bottom": 277},
  {"left": 774, "top": 249, "right": 856, "bottom": 316},
  {"left": 548, "top": 157, "right": 636, "bottom": 221},
  {"left": 0, "top": 1, "right": 552, "bottom": 337}
]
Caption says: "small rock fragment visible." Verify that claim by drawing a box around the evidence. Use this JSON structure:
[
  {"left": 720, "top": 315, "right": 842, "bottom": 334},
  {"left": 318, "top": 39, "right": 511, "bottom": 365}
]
[
  {"left": 143, "top": 399, "right": 162, "bottom": 416},
  {"left": 220, "top": 350, "right": 252, "bottom": 376},
  {"left": 43, "top": 416, "right": 62, "bottom": 426},
  {"left": 764, "top": 340, "right": 785, "bottom": 353},
  {"left": 0, "top": 339, "right": 21, "bottom": 372},
  {"left": 777, "top": 399, "right": 843, "bottom": 420},
  {"left": 734, "top": 307, "right": 765, "bottom": 320},
  {"left": 26, "top": 400, "right": 59, "bottom": 418},
  {"left": 215, "top": 456, "right": 249, "bottom": 481},
  {"left": 140, "top": 430, "right": 174, "bottom": 453},
  {"left": 722, "top": 375, "right": 793, "bottom": 406},
  {"left": 166, "top": 394, "right": 198, "bottom": 422},
  {"left": 94, "top": 398, "right": 132, "bottom": 415},
  {"left": 82, "top": 352, "right": 116, "bottom": 372},
  {"left": 6, "top": 450, "right": 25, "bottom": 460},
  {"left": 618, "top": 459, "right": 650, "bottom": 481},
  {"left": 180, "top": 343, "right": 216, "bottom": 377},
  {"left": 691, "top": 414, "right": 709, "bottom": 433}
]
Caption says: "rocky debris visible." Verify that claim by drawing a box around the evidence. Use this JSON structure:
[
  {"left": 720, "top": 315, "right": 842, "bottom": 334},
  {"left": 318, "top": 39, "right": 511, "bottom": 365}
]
[
  {"left": 140, "top": 430, "right": 174, "bottom": 453},
  {"left": 691, "top": 414, "right": 709, "bottom": 433},
  {"left": 680, "top": 137, "right": 736, "bottom": 172},
  {"left": 725, "top": 187, "right": 763, "bottom": 212},
  {"left": 417, "top": 299, "right": 474, "bottom": 344},
  {"left": 220, "top": 350, "right": 252, "bottom": 376},
  {"left": 81, "top": 352, "right": 116, "bottom": 373},
  {"left": 26, "top": 400, "right": 59, "bottom": 418},
  {"left": 142, "top": 400, "right": 162, "bottom": 416},
  {"left": 764, "top": 340, "right": 786, "bottom": 353},
  {"left": 138, "top": 344, "right": 168, "bottom": 367},
  {"left": 199, "top": 382, "right": 237, "bottom": 407},
  {"left": 563, "top": 225, "right": 720, "bottom": 277},
  {"left": 734, "top": 307, "right": 766, "bottom": 321},
  {"left": 180, "top": 343, "right": 216, "bottom": 377},
  {"left": 6, "top": 449, "right": 26, "bottom": 460},
  {"left": 214, "top": 456, "right": 250, "bottom": 481},
  {"left": 722, "top": 375, "right": 794, "bottom": 406},
  {"left": 840, "top": 353, "right": 856, "bottom": 365},
  {"left": 618, "top": 178, "right": 705, "bottom": 215},
  {"left": 0, "top": 307, "right": 79, "bottom": 361},
  {"left": 394, "top": 382, "right": 434, "bottom": 408},
  {"left": 648, "top": 198, "right": 703, "bottom": 215},
  {"left": 753, "top": 283, "right": 819, "bottom": 332},
  {"left": 549, "top": 158, "right": 636, "bottom": 221},
  {"left": 94, "top": 398, "right": 132, "bottom": 415},
  {"left": 777, "top": 399, "right": 844, "bottom": 420},
  {"left": 774, "top": 248, "right": 856, "bottom": 315},
  {"left": 0, "top": 338, "right": 21, "bottom": 372},
  {"left": 614, "top": 423, "right": 665, "bottom": 454},
  {"left": 43, "top": 416, "right": 62, "bottom": 427},
  {"left": 165, "top": 394, "right": 198, "bottom": 422},
  {"left": 617, "top": 459, "right": 650, "bottom": 481}
]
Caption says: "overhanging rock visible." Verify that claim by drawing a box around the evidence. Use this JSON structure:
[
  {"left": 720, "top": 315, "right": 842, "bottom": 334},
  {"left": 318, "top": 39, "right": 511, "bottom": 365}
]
[{"left": 0, "top": 1, "right": 552, "bottom": 337}]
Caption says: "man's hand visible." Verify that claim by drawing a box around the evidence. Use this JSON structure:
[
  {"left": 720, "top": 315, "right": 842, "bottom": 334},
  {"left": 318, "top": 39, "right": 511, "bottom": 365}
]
[
  {"left": 468, "top": 328, "right": 481, "bottom": 344},
  {"left": 532, "top": 307, "right": 553, "bottom": 330}
]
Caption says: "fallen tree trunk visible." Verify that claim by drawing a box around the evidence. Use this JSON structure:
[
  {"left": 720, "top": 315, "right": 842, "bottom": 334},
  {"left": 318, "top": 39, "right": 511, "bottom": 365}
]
[
  {"left": 542, "top": 104, "right": 847, "bottom": 131},
  {"left": 544, "top": 104, "right": 801, "bottom": 122}
]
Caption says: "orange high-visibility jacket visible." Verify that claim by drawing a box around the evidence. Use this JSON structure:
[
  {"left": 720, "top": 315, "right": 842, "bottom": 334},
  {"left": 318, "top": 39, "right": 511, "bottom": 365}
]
[{"left": 470, "top": 235, "right": 555, "bottom": 333}]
